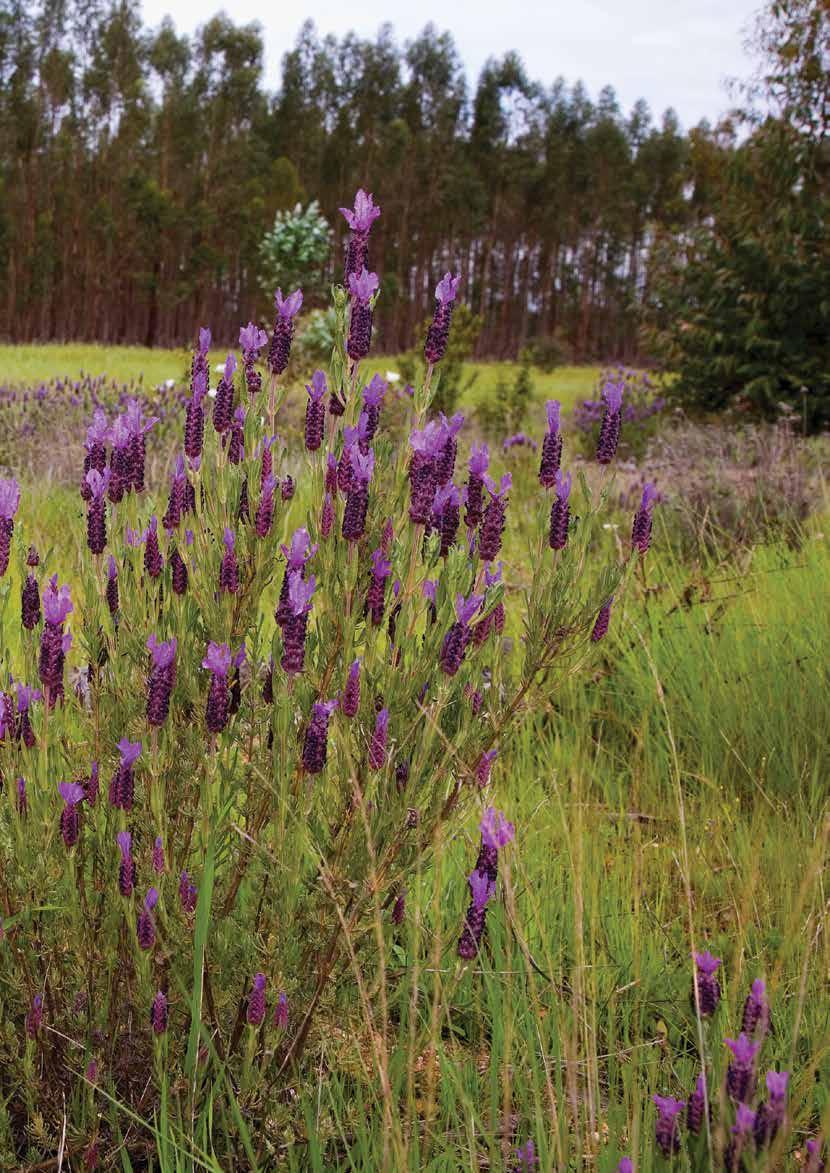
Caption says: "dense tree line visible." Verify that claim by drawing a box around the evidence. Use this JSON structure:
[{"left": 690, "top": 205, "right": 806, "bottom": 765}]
[{"left": 2, "top": 1, "right": 721, "bottom": 357}]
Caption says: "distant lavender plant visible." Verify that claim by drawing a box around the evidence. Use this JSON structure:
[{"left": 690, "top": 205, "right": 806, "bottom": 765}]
[
  {"left": 424, "top": 273, "right": 461, "bottom": 366},
  {"left": 514, "top": 1139, "right": 538, "bottom": 1170}
]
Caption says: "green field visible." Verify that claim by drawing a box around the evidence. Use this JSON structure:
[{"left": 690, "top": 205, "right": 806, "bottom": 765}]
[{"left": 0, "top": 343, "right": 827, "bottom": 1170}]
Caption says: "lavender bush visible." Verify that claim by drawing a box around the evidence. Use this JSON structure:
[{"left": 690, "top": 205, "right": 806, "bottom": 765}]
[{"left": 0, "top": 188, "right": 650, "bottom": 1166}]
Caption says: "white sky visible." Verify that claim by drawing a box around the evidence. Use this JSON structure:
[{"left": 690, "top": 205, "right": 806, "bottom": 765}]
[{"left": 140, "top": 0, "right": 762, "bottom": 129}]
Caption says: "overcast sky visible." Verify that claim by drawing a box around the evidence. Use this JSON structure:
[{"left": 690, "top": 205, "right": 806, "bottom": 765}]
[{"left": 140, "top": 0, "right": 762, "bottom": 129}]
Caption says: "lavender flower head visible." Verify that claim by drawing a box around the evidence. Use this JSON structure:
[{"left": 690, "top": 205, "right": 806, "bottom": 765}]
[
  {"left": 342, "top": 660, "right": 361, "bottom": 718},
  {"left": 687, "top": 1073, "right": 708, "bottom": 1136},
  {"left": 368, "top": 707, "right": 389, "bottom": 770},
  {"left": 515, "top": 1139, "right": 539, "bottom": 1170},
  {"left": 754, "top": 1070, "right": 789, "bottom": 1147},
  {"left": 631, "top": 481, "right": 659, "bottom": 555},
  {"left": 742, "top": 979, "right": 770, "bottom": 1037},
  {"left": 151, "top": 990, "right": 168, "bottom": 1034},
  {"left": 476, "top": 748, "right": 498, "bottom": 788},
  {"left": 341, "top": 189, "right": 381, "bottom": 281},
  {"left": 281, "top": 573, "right": 316, "bottom": 675},
  {"left": 436, "top": 410, "right": 464, "bottom": 484},
  {"left": 425, "top": 272, "right": 461, "bottom": 366},
  {"left": 247, "top": 973, "right": 267, "bottom": 1026},
  {"left": 347, "top": 269, "right": 379, "bottom": 360},
  {"left": 362, "top": 373, "right": 387, "bottom": 440},
  {"left": 617, "top": 1160, "right": 633, "bottom": 1173},
  {"left": 440, "top": 591, "right": 484, "bottom": 676},
  {"left": 274, "top": 991, "right": 289, "bottom": 1029},
  {"left": 302, "top": 698, "right": 339, "bottom": 775},
  {"left": 465, "top": 443, "right": 490, "bottom": 528},
  {"left": 538, "top": 399, "right": 563, "bottom": 488},
  {"left": 726, "top": 1033, "right": 761, "bottom": 1102},
  {"left": 591, "top": 596, "right": 613, "bottom": 643},
  {"left": 693, "top": 950, "right": 722, "bottom": 1016},
  {"left": 137, "top": 887, "right": 159, "bottom": 950},
  {"left": 597, "top": 379, "right": 624, "bottom": 464},
  {"left": 457, "top": 866, "right": 497, "bottom": 959},
  {"left": 408, "top": 421, "right": 444, "bottom": 525},
  {"left": 268, "top": 288, "right": 303, "bottom": 375},
  {"left": 153, "top": 835, "right": 165, "bottom": 874},
  {"left": 239, "top": 321, "right": 268, "bottom": 394},
  {"left": 109, "top": 737, "right": 141, "bottom": 811},
  {"left": 481, "top": 806, "right": 515, "bottom": 852},
  {"left": 146, "top": 634, "right": 177, "bottom": 727},
  {"left": 304, "top": 369, "right": 327, "bottom": 451},
  {"left": 117, "top": 829, "right": 136, "bottom": 896},
  {"left": 549, "top": 469, "right": 572, "bottom": 551},
  {"left": 58, "top": 781, "right": 85, "bottom": 847},
  {"left": 212, "top": 352, "right": 237, "bottom": 434},
  {"left": 203, "top": 642, "right": 232, "bottom": 734},
  {"left": 0, "top": 477, "right": 21, "bottom": 577},
  {"left": 478, "top": 473, "right": 511, "bottom": 562},
  {"left": 653, "top": 1095, "right": 685, "bottom": 1157}
]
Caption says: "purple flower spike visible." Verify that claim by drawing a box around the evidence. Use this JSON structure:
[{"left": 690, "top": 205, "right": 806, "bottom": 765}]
[
  {"left": 281, "top": 572, "right": 316, "bottom": 675},
  {"left": 806, "top": 1139, "right": 826, "bottom": 1172},
  {"left": 687, "top": 1073, "right": 708, "bottom": 1136},
  {"left": 726, "top": 1033, "right": 761, "bottom": 1103},
  {"left": 754, "top": 1070, "right": 789, "bottom": 1148},
  {"left": 425, "top": 273, "right": 461, "bottom": 366},
  {"left": 152, "top": 835, "right": 165, "bottom": 874},
  {"left": 458, "top": 867, "right": 496, "bottom": 959},
  {"left": 255, "top": 475, "right": 276, "bottom": 538},
  {"left": 146, "top": 634, "right": 178, "bottom": 727},
  {"left": 341, "top": 189, "right": 381, "bottom": 282},
  {"left": 143, "top": 516, "right": 163, "bottom": 579},
  {"left": 653, "top": 1095, "right": 685, "bottom": 1157},
  {"left": 26, "top": 993, "right": 43, "bottom": 1038},
  {"left": 478, "top": 474, "right": 511, "bottom": 562},
  {"left": 58, "top": 780, "right": 85, "bottom": 847},
  {"left": 268, "top": 288, "right": 303, "bottom": 375},
  {"left": 274, "top": 991, "right": 289, "bottom": 1030},
  {"left": 219, "top": 527, "right": 240, "bottom": 595},
  {"left": 204, "top": 642, "right": 232, "bottom": 733},
  {"left": 342, "top": 660, "right": 361, "bottom": 718},
  {"left": 368, "top": 707, "right": 389, "bottom": 770},
  {"left": 464, "top": 443, "right": 490, "bottom": 529},
  {"left": 548, "top": 469, "right": 572, "bottom": 551},
  {"left": 117, "top": 830, "right": 136, "bottom": 897},
  {"left": 475, "top": 749, "right": 498, "bottom": 789},
  {"left": 305, "top": 370, "right": 327, "bottom": 451},
  {"left": 434, "top": 482, "right": 461, "bottom": 556},
  {"left": 439, "top": 592, "right": 484, "bottom": 676},
  {"left": 436, "top": 411, "right": 464, "bottom": 485},
  {"left": 617, "top": 1160, "right": 633, "bottom": 1173},
  {"left": 321, "top": 492, "right": 334, "bottom": 538},
  {"left": 212, "top": 353, "right": 237, "bottom": 435},
  {"left": 741, "top": 979, "right": 770, "bottom": 1037},
  {"left": 0, "top": 478, "right": 21, "bottom": 580},
  {"left": 347, "top": 269, "right": 379, "bottom": 360},
  {"left": 247, "top": 973, "right": 267, "bottom": 1026},
  {"left": 515, "top": 1140, "right": 539, "bottom": 1171},
  {"left": 137, "top": 888, "right": 158, "bottom": 950},
  {"left": 597, "top": 379, "right": 624, "bottom": 464},
  {"left": 631, "top": 481, "right": 659, "bottom": 555},
  {"left": 693, "top": 950, "right": 722, "bottom": 1016},
  {"left": 39, "top": 578, "right": 73, "bottom": 708},
  {"left": 179, "top": 870, "right": 198, "bottom": 914},
  {"left": 109, "top": 738, "right": 141, "bottom": 811},
  {"left": 366, "top": 548, "right": 392, "bottom": 626},
  {"left": 591, "top": 597, "right": 613, "bottom": 643},
  {"left": 21, "top": 564, "right": 41, "bottom": 629},
  {"left": 480, "top": 807, "right": 515, "bottom": 852},
  {"left": 302, "top": 698, "right": 339, "bottom": 775},
  {"left": 151, "top": 990, "right": 168, "bottom": 1034}
]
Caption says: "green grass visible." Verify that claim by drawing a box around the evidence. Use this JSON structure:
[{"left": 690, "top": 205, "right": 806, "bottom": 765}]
[{"left": 0, "top": 343, "right": 599, "bottom": 415}]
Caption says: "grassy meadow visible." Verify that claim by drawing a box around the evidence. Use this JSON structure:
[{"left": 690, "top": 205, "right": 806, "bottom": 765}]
[{"left": 0, "top": 343, "right": 827, "bottom": 1171}]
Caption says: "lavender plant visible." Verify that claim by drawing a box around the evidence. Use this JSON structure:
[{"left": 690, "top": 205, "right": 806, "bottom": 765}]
[{"left": 0, "top": 187, "right": 645, "bottom": 1166}]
